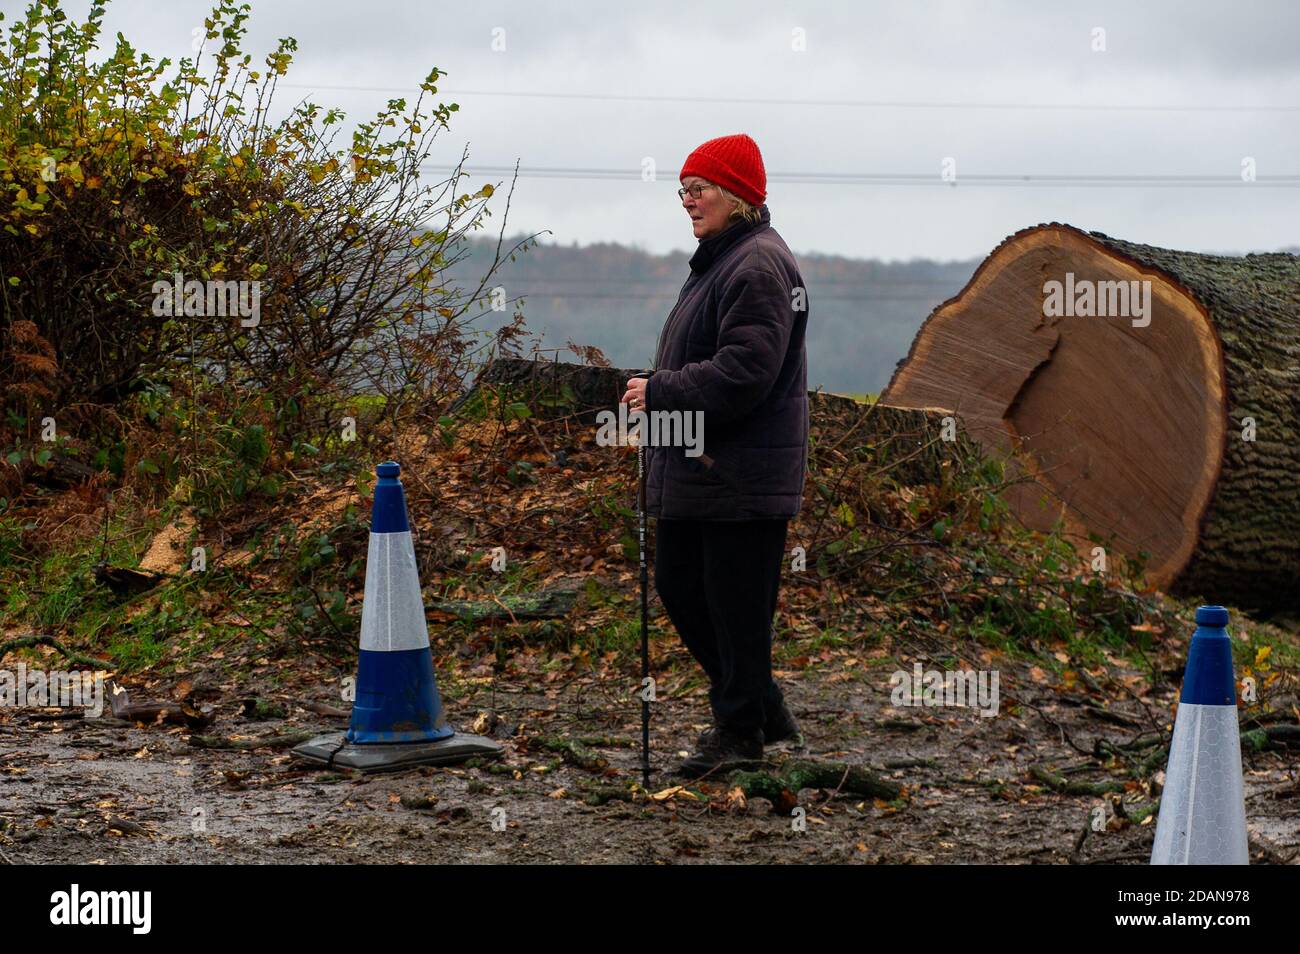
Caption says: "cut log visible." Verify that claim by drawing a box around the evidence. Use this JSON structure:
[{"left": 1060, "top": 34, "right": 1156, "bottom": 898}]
[
  {"left": 456, "top": 356, "right": 627, "bottom": 425},
  {"left": 36, "top": 452, "right": 98, "bottom": 488},
  {"left": 93, "top": 562, "right": 164, "bottom": 598},
  {"left": 882, "top": 223, "right": 1300, "bottom": 609},
  {"left": 458, "top": 356, "right": 982, "bottom": 487}
]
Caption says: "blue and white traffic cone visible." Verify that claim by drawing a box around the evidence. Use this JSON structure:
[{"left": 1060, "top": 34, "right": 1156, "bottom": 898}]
[
  {"left": 1150, "top": 605, "right": 1248, "bottom": 865},
  {"left": 347, "top": 460, "right": 451, "bottom": 744},
  {"left": 294, "top": 461, "right": 503, "bottom": 771}
]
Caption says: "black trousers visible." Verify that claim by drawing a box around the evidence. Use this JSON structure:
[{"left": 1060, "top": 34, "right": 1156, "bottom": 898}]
[{"left": 653, "top": 517, "right": 789, "bottom": 733}]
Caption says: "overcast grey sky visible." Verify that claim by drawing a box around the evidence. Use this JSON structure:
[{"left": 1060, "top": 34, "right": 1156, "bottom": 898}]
[{"left": 34, "top": 0, "right": 1300, "bottom": 260}]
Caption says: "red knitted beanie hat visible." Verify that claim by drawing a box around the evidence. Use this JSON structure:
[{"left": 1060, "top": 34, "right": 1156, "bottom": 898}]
[{"left": 679, "top": 133, "right": 766, "bottom": 206}]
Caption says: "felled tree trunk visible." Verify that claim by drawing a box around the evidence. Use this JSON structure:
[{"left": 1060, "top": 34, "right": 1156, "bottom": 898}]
[
  {"left": 453, "top": 355, "right": 630, "bottom": 426},
  {"left": 457, "top": 356, "right": 981, "bottom": 487},
  {"left": 883, "top": 223, "right": 1300, "bottom": 609}
]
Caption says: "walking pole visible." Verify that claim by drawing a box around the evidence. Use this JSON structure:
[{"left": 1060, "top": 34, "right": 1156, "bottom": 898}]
[{"left": 631, "top": 371, "right": 653, "bottom": 788}]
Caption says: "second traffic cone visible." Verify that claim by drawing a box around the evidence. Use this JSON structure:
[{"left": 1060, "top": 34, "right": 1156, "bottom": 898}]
[
  {"left": 347, "top": 460, "right": 452, "bottom": 743},
  {"left": 1150, "top": 605, "right": 1248, "bottom": 865},
  {"left": 293, "top": 461, "right": 503, "bottom": 771}
]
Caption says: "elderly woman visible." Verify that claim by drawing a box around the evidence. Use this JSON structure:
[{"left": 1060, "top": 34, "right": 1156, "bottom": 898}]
[{"left": 621, "top": 133, "right": 809, "bottom": 777}]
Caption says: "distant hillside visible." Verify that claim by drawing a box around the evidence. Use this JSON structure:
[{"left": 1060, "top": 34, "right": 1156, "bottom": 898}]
[
  {"left": 451, "top": 235, "right": 1296, "bottom": 396},
  {"left": 451, "top": 236, "right": 979, "bottom": 395}
]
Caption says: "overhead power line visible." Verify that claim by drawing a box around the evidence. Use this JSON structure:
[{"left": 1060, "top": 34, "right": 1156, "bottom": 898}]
[
  {"left": 481, "top": 276, "right": 967, "bottom": 287},
  {"left": 280, "top": 82, "right": 1300, "bottom": 113},
  {"left": 419, "top": 163, "right": 1300, "bottom": 188},
  {"left": 506, "top": 290, "right": 944, "bottom": 302}
]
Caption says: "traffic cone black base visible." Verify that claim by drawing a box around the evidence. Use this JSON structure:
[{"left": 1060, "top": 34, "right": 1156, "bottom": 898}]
[{"left": 293, "top": 731, "right": 503, "bottom": 773}]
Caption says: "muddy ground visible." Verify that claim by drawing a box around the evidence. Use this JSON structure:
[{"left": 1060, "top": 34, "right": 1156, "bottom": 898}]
[{"left": 3, "top": 642, "right": 1297, "bottom": 865}]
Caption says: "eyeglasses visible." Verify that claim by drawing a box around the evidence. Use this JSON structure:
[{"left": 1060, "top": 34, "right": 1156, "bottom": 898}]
[{"left": 677, "top": 183, "right": 716, "bottom": 200}]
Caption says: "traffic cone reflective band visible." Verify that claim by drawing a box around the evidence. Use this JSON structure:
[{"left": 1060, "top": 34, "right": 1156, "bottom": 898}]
[
  {"left": 292, "top": 461, "right": 503, "bottom": 771},
  {"left": 1150, "top": 605, "right": 1248, "bottom": 865},
  {"left": 347, "top": 461, "right": 453, "bottom": 743}
]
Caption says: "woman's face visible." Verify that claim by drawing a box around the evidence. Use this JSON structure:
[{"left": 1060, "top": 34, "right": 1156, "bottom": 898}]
[{"left": 681, "top": 175, "right": 731, "bottom": 241}]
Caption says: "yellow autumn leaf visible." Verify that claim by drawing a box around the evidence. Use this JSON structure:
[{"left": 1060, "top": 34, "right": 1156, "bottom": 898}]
[{"left": 652, "top": 785, "right": 701, "bottom": 801}]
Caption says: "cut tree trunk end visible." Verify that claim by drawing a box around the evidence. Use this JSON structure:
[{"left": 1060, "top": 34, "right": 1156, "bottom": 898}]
[{"left": 882, "top": 223, "right": 1300, "bottom": 610}]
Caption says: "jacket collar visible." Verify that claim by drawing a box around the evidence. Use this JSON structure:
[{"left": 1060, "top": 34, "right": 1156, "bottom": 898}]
[{"left": 688, "top": 204, "right": 770, "bottom": 274}]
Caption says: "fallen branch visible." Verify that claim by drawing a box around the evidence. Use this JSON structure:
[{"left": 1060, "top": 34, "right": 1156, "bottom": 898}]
[
  {"left": 189, "top": 730, "right": 314, "bottom": 751},
  {"left": 534, "top": 736, "right": 608, "bottom": 772},
  {"left": 576, "top": 735, "right": 636, "bottom": 749},
  {"left": 1241, "top": 725, "right": 1300, "bottom": 752},
  {"left": 0, "top": 634, "right": 101, "bottom": 669},
  {"left": 25, "top": 710, "right": 85, "bottom": 722},
  {"left": 1115, "top": 797, "right": 1160, "bottom": 825},
  {"left": 103, "top": 816, "right": 149, "bottom": 837},
  {"left": 1068, "top": 818, "right": 1092, "bottom": 864},
  {"left": 399, "top": 793, "right": 439, "bottom": 810},
  {"left": 730, "top": 759, "right": 902, "bottom": 814},
  {"left": 578, "top": 782, "right": 636, "bottom": 806},
  {"left": 1029, "top": 764, "right": 1126, "bottom": 796},
  {"left": 428, "top": 587, "right": 578, "bottom": 624},
  {"left": 300, "top": 700, "right": 350, "bottom": 718},
  {"left": 1084, "top": 704, "right": 1143, "bottom": 728},
  {"left": 1138, "top": 745, "right": 1170, "bottom": 776},
  {"left": 1247, "top": 778, "right": 1300, "bottom": 800},
  {"left": 107, "top": 682, "right": 213, "bottom": 730},
  {"left": 464, "top": 757, "right": 519, "bottom": 777}
]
